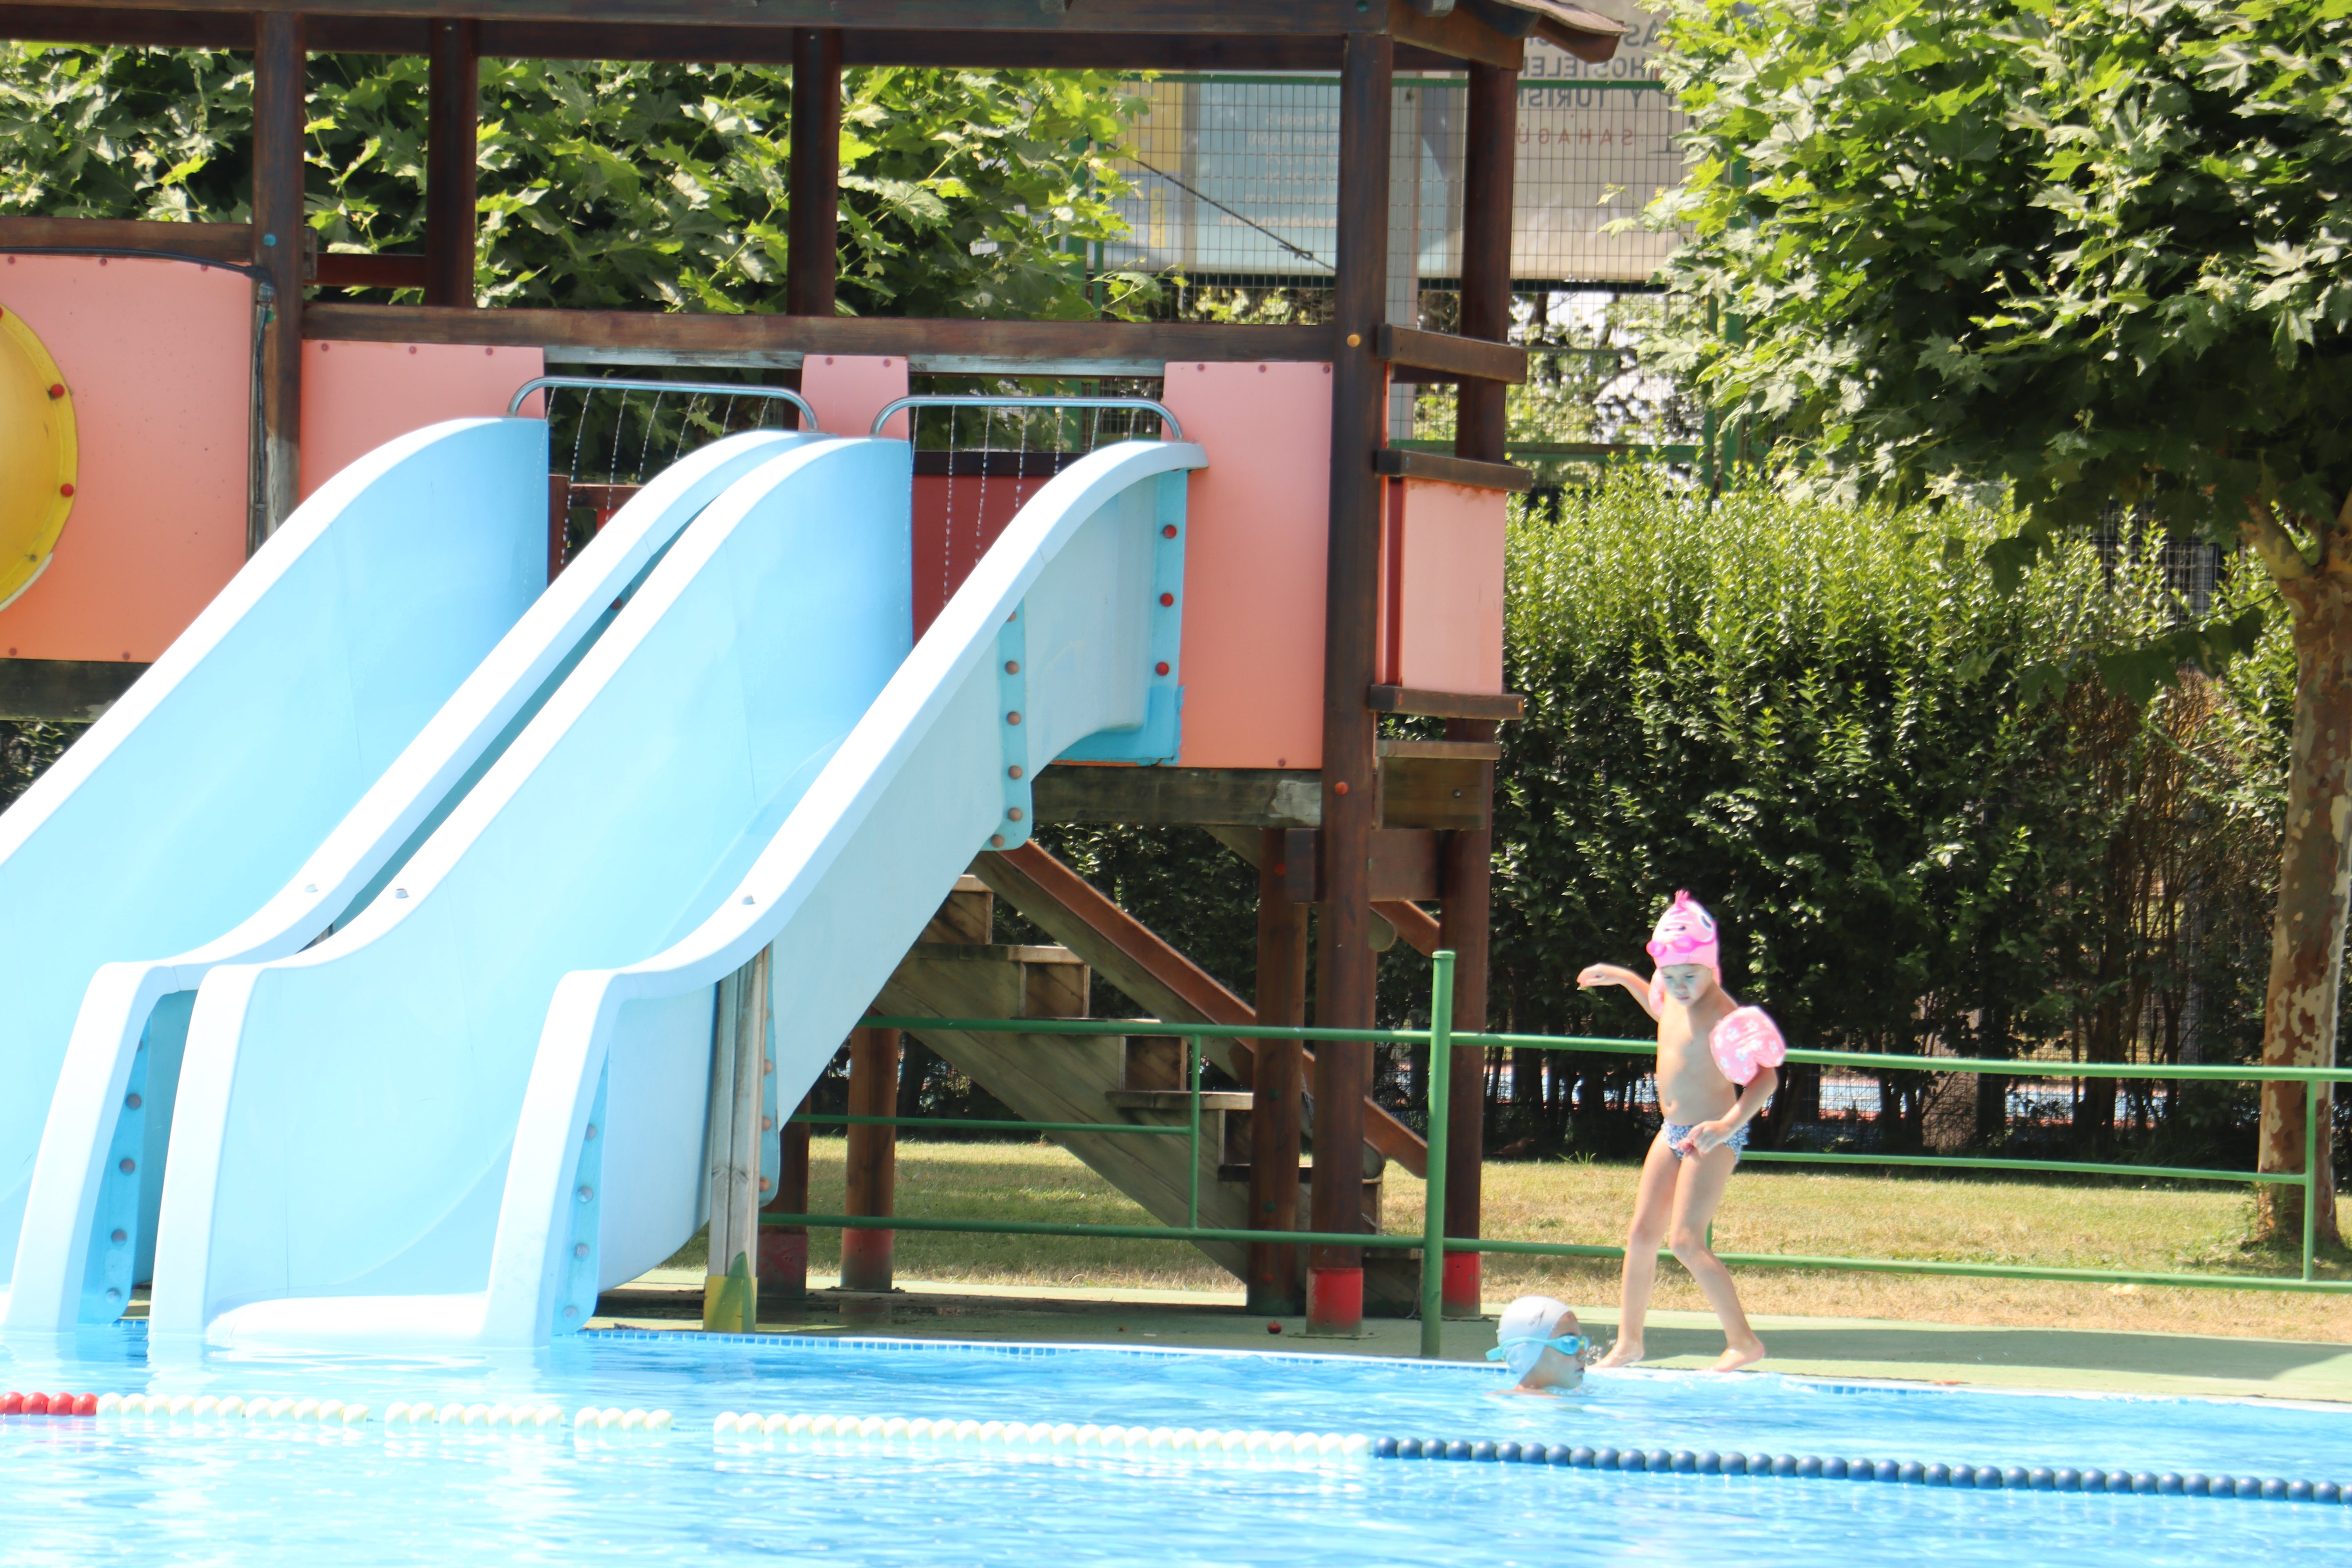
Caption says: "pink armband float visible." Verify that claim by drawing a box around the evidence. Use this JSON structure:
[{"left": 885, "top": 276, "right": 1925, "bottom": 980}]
[{"left": 1710, "top": 1007, "right": 1786, "bottom": 1086}]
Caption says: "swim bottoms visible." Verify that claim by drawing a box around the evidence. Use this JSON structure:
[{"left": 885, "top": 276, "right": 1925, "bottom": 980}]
[{"left": 1660, "top": 1120, "right": 1749, "bottom": 1160}]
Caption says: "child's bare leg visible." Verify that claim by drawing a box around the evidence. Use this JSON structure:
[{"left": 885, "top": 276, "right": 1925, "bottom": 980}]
[
  {"left": 1592, "top": 1135, "right": 1682, "bottom": 1368},
  {"left": 1667, "top": 1147, "right": 1765, "bottom": 1371}
]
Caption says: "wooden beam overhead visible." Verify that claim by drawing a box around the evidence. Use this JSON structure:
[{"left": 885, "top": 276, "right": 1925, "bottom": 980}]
[
  {"left": 301, "top": 302, "right": 1329, "bottom": 367},
  {"left": 33, "top": 0, "right": 1379, "bottom": 34},
  {"left": 0, "top": 4, "right": 1484, "bottom": 67}
]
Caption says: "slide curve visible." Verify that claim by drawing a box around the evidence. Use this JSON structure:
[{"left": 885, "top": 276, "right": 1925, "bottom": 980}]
[
  {"left": 149, "top": 432, "right": 1201, "bottom": 1346},
  {"left": 0, "top": 418, "right": 546, "bottom": 1323},
  {"left": 3, "top": 426, "right": 811, "bottom": 1332}
]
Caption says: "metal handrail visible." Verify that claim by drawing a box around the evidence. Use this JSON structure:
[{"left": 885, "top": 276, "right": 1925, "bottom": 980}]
[
  {"left": 508, "top": 374, "right": 819, "bottom": 430},
  {"left": 868, "top": 394, "right": 1184, "bottom": 442},
  {"left": 767, "top": 982, "right": 2352, "bottom": 1341}
]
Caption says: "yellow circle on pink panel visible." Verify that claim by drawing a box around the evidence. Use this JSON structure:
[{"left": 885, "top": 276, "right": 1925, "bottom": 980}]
[{"left": 0, "top": 301, "right": 78, "bottom": 610}]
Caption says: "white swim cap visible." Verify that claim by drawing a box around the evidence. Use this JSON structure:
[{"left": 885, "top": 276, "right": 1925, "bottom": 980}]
[{"left": 1493, "top": 1295, "right": 1577, "bottom": 1381}]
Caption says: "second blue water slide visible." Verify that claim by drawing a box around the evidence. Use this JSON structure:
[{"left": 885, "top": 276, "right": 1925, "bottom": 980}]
[
  {"left": 0, "top": 419, "right": 546, "bottom": 1327},
  {"left": 147, "top": 433, "right": 1203, "bottom": 1345},
  {"left": 2, "top": 426, "right": 811, "bottom": 1333}
]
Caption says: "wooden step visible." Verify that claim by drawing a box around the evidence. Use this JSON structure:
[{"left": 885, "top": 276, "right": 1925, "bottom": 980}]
[{"left": 1103, "top": 1089, "right": 1253, "bottom": 1114}]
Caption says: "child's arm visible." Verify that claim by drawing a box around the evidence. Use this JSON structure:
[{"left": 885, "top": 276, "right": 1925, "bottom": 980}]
[
  {"left": 1684, "top": 1065, "right": 1778, "bottom": 1155},
  {"left": 1577, "top": 962, "right": 1661, "bottom": 1022}
]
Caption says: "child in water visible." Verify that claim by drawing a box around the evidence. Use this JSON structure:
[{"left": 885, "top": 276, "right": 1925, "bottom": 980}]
[
  {"left": 1577, "top": 891, "right": 1783, "bottom": 1373},
  {"left": 1487, "top": 1295, "right": 1588, "bottom": 1396}
]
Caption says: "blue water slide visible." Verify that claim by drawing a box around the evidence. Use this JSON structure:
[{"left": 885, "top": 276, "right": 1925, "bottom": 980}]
[
  {"left": 2, "top": 428, "right": 811, "bottom": 1334},
  {"left": 147, "top": 434, "right": 1202, "bottom": 1346},
  {"left": 147, "top": 435, "right": 909, "bottom": 1341},
  {"left": 0, "top": 419, "right": 546, "bottom": 1324}
]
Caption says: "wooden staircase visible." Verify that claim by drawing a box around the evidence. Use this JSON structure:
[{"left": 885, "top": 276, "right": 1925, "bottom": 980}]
[{"left": 879, "top": 873, "right": 1419, "bottom": 1312}]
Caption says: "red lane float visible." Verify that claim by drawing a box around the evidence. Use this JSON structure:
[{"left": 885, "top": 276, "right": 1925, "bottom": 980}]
[{"left": 0, "top": 1390, "right": 99, "bottom": 1415}]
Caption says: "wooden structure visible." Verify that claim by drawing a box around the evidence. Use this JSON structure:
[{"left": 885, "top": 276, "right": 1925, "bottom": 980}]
[{"left": 0, "top": 0, "right": 1624, "bottom": 1336}]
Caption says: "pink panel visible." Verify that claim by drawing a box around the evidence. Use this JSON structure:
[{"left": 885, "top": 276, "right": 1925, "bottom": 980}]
[
  {"left": 801, "top": 354, "right": 909, "bottom": 440},
  {"left": 299, "top": 340, "right": 546, "bottom": 500},
  {"left": 1159, "top": 361, "right": 1331, "bottom": 770},
  {"left": 1392, "top": 478, "right": 1506, "bottom": 695},
  {"left": 0, "top": 256, "right": 251, "bottom": 664}
]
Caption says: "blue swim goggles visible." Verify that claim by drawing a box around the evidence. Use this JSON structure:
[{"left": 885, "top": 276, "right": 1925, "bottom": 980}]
[{"left": 1486, "top": 1333, "right": 1591, "bottom": 1363}]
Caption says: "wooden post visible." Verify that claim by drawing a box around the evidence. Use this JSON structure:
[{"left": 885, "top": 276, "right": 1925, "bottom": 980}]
[
  {"left": 703, "top": 950, "right": 769, "bottom": 1332},
  {"left": 250, "top": 12, "right": 305, "bottom": 548},
  {"left": 423, "top": 18, "right": 480, "bottom": 309},
  {"left": 1247, "top": 828, "right": 1308, "bottom": 1315},
  {"left": 758, "top": 1091, "right": 813, "bottom": 1308},
  {"left": 1457, "top": 60, "right": 1516, "bottom": 465},
  {"left": 1305, "top": 28, "right": 1392, "bottom": 1339},
  {"left": 841, "top": 1024, "right": 900, "bottom": 1293},
  {"left": 786, "top": 27, "right": 843, "bottom": 320},
  {"left": 1435, "top": 54, "right": 1518, "bottom": 1323}
]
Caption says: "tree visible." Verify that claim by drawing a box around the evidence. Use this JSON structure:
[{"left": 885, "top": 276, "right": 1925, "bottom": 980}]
[
  {"left": 0, "top": 45, "right": 1157, "bottom": 318},
  {"left": 1648, "top": 0, "right": 2352, "bottom": 1241}
]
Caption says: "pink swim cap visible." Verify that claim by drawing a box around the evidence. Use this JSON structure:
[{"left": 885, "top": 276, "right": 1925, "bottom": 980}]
[{"left": 1645, "top": 890, "right": 1720, "bottom": 978}]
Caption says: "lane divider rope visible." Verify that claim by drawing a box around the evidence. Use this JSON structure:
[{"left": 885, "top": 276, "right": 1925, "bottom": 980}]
[
  {"left": 1366, "top": 1439, "right": 2352, "bottom": 1504},
  {"left": 0, "top": 1390, "right": 671, "bottom": 1433},
  {"left": 712, "top": 1411, "right": 1372, "bottom": 1458}
]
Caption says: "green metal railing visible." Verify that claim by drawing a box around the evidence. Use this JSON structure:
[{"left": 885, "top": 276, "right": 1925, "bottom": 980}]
[{"left": 766, "top": 954, "right": 2352, "bottom": 1358}]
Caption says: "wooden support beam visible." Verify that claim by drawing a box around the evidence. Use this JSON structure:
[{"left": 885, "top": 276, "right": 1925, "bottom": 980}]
[
  {"left": 1456, "top": 60, "right": 1516, "bottom": 468},
  {"left": 1376, "top": 323, "right": 1526, "bottom": 385},
  {"left": 1441, "top": 51, "right": 1515, "bottom": 1317},
  {"left": 785, "top": 27, "right": 841, "bottom": 320},
  {"left": 0, "top": 216, "right": 250, "bottom": 264},
  {"left": 250, "top": 11, "right": 304, "bottom": 547},
  {"left": 1367, "top": 684, "right": 1525, "bottom": 721},
  {"left": 1281, "top": 827, "right": 1439, "bottom": 904},
  {"left": 423, "top": 17, "right": 479, "bottom": 308},
  {"left": 1375, "top": 753, "right": 1489, "bottom": 831},
  {"left": 1246, "top": 828, "right": 1307, "bottom": 1316},
  {"left": 0, "top": 657, "right": 149, "bottom": 722},
  {"left": 1374, "top": 447, "right": 1534, "bottom": 493},
  {"left": 1439, "top": 723, "right": 1496, "bottom": 1315},
  {"left": 314, "top": 251, "right": 429, "bottom": 290},
  {"left": 301, "top": 302, "right": 1326, "bottom": 366},
  {"left": 1033, "top": 765, "right": 1323, "bottom": 829},
  {"left": 840, "top": 1024, "right": 901, "bottom": 1294},
  {"left": 759, "top": 1090, "right": 813, "bottom": 1307},
  {"left": 1308, "top": 26, "right": 1393, "bottom": 1337},
  {"left": 1376, "top": 737, "right": 1502, "bottom": 761}
]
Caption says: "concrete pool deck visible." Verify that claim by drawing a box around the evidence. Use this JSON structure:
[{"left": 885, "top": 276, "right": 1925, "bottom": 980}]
[{"left": 590, "top": 1271, "right": 2352, "bottom": 1406}]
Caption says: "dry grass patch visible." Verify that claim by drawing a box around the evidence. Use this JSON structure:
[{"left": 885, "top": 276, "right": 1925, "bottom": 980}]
[{"left": 696, "top": 1138, "right": 2352, "bottom": 1343}]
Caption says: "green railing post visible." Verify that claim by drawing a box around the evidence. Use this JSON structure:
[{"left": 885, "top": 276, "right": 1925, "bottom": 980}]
[
  {"left": 2306, "top": 1077, "right": 2321, "bottom": 1283},
  {"left": 1421, "top": 951, "right": 1456, "bottom": 1358},
  {"left": 1188, "top": 1034, "right": 1203, "bottom": 1232}
]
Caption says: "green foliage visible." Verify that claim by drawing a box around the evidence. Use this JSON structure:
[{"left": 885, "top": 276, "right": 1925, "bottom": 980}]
[
  {"left": 1647, "top": 0, "right": 2352, "bottom": 623},
  {"left": 0, "top": 44, "right": 1156, "bottom": 319},
  {"left": 1492, "top": 474, "right": 2286, "bottom": 1114}
]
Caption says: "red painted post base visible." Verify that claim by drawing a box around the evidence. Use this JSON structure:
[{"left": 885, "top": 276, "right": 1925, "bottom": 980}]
[
  {"left": 1303, "top": 1266, "right": 1363, "bottom": 1337},
  {"left": 839, "top": 1228, "right": 895, "bottom": 1294},
  {"left": 757, "top": 1227, "right": 808, "bottom": 1306},
  {"left": 1442, "top": 1251, "right": 1483, "bottom": 1319}
]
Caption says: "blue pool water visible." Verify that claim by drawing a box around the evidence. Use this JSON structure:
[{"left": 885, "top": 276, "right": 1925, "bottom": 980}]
[{"left": 2, "top": 1327, "right": 2349, "bottom": 1565}]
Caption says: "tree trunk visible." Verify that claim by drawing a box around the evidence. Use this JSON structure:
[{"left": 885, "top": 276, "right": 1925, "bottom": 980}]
[{"left": 2255, "top": 569, "right": 2352, "bottom": 1247}]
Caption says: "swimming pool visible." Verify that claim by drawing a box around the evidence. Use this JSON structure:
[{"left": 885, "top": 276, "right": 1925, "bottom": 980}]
[{"left": 2, "top": 1328, "right": 2348, "bottom": 1566}]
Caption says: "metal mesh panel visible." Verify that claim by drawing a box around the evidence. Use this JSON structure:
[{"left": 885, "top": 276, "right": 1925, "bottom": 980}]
[{"left": 1100, "top": 76, "right": 1685, "bottom": 298}]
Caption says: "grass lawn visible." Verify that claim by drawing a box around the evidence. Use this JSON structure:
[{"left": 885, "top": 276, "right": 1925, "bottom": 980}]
[{"left": 695, "top": 1137, "right": 2352, "bottom": 1343}]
